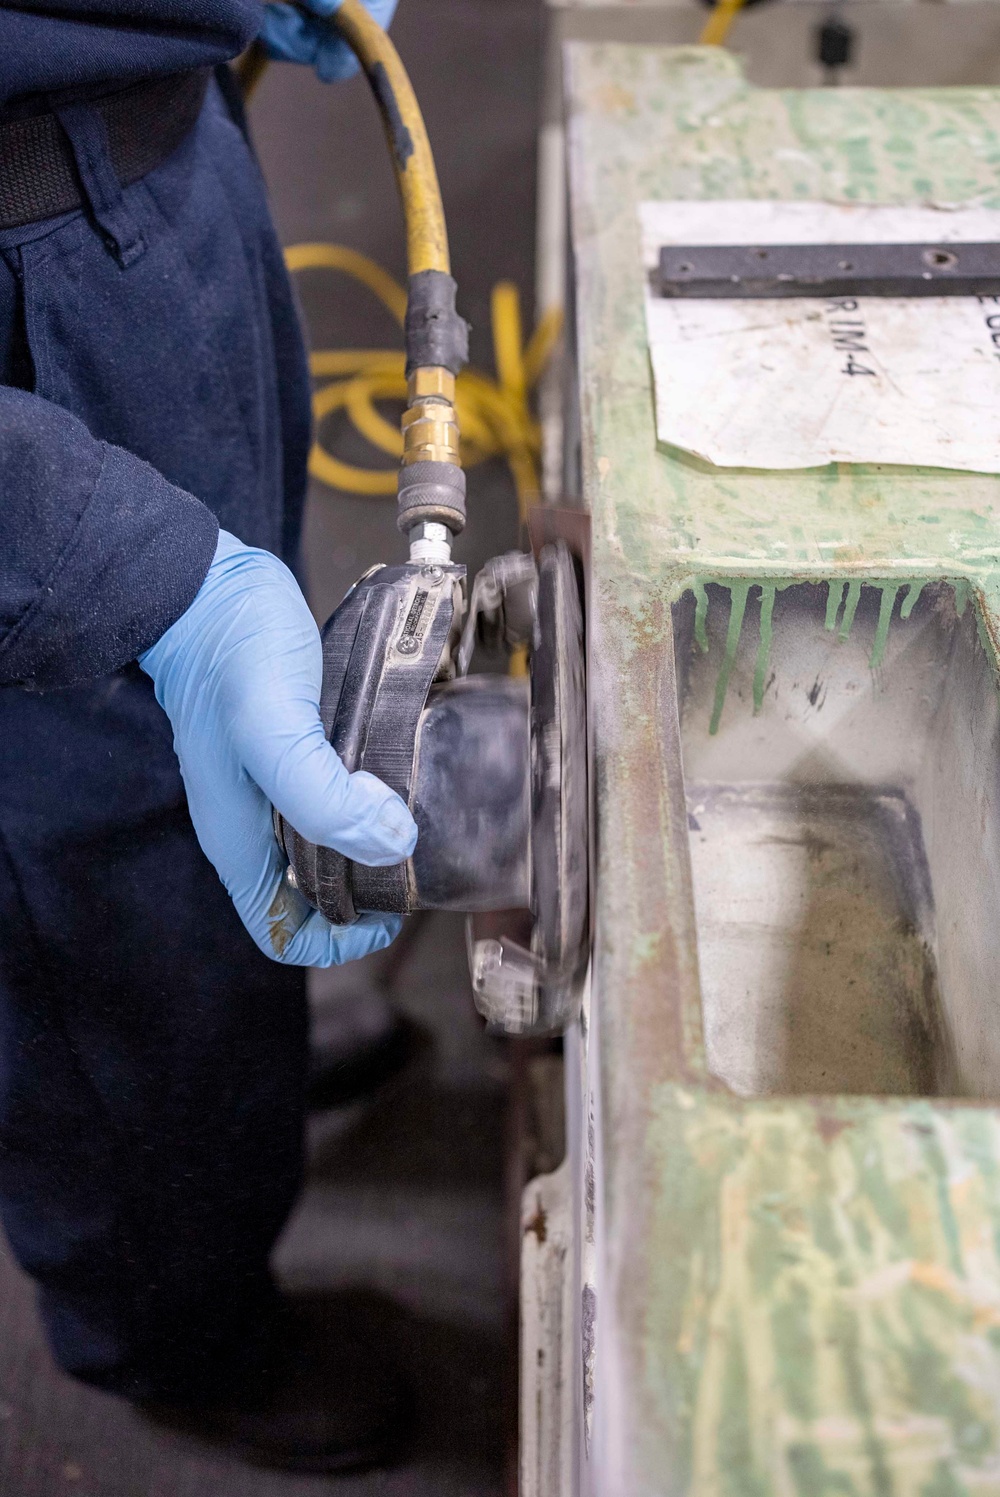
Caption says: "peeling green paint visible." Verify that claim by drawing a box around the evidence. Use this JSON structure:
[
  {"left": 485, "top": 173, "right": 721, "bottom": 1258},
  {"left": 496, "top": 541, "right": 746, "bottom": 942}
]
[
  {"left": 693, "top": 578, "right": 710, "bottom": 653},
  {"left": 870, "top": 585, "right": 901, "bottom": 670},
  {"left": 642, "top": 1094, "right": 1000, "bottom": 1496},
  {"left": 901, "top": 582, "right": 925, "bottom": 620},
  {"left": 709, "top": 581, "right": 750, "bottom": 734}
]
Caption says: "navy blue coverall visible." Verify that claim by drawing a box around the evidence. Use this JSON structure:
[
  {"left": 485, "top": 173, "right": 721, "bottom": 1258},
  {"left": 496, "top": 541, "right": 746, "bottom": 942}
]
[{"left": 0, "top": 4, "right": 319, "bottom": 1397}]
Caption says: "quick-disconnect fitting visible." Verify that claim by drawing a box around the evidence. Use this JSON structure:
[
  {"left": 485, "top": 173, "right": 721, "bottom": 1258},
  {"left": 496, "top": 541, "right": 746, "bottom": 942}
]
[{"left": 397, "top": 456, "right": 467, "bottom": 535}]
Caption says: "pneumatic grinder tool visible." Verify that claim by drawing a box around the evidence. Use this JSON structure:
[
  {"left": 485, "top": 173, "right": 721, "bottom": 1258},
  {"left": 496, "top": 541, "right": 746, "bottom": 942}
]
[{"left": 260, "top": 0, "right": 589, "bottom": 1036}]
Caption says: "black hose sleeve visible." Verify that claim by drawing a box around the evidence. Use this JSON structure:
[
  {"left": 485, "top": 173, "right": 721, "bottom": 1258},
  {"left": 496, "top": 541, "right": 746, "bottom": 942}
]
[{"left": 404, "top": 270, "right": 469, "bottom": 376}]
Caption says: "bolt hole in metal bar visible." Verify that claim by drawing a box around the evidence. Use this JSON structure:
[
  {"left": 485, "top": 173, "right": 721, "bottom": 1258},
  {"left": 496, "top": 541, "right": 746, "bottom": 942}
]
[
  {"left": 657, "top": 242, "right": 1000, "bottom": 298},
  {"left": 672, "top": 581, "right": 1000, "bottom": 1101}
]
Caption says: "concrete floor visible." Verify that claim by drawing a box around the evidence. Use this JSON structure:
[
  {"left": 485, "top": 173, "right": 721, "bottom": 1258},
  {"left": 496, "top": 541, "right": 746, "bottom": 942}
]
[
  {"left": 0, "top": 917, "right": 510, "bottom": 1497},
  {"left": 0, "top": 2, "right": 540, "bottom": 1492}
]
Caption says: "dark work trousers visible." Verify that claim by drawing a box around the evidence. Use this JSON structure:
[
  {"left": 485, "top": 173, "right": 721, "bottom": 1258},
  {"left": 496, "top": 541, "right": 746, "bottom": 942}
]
[{"left": 0, "top": 77, "right": 315, "bottom": 1398}]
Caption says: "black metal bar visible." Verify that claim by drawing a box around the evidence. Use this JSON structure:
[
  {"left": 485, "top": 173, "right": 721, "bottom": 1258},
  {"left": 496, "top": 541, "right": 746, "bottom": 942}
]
[{"left": 656, "top": 241, "right": 1000, "bottom": 298}]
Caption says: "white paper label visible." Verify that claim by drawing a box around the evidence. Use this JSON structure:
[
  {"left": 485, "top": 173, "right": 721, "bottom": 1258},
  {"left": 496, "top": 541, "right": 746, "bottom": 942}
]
[{"left": 640, "top": 200, "right": 1000, "bottom": 473}]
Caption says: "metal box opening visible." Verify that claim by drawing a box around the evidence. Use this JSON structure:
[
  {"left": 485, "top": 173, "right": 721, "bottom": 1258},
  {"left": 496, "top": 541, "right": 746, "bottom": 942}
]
[{"left": 673, "top": 581, "right": 1000, "bottom": 1099}]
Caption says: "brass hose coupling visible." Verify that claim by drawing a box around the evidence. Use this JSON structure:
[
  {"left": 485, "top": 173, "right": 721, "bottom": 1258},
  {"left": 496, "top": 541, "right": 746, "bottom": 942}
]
[{"left": 402, "top": 367, "right": 461, "bottom": 469}]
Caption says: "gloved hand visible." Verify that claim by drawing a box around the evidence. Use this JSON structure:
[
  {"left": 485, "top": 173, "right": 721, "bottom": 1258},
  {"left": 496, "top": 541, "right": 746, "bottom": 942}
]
[
  {"left": 139, "top": 530, "right": 417, "bottom": 967},
  {"left": 260, "top": 0, "right": 398, "bottom": 84}
]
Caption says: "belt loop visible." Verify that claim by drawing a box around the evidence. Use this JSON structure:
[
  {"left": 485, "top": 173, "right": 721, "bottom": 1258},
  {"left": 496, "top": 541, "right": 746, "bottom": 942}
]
[{"left": 51, "top": 100, "right": 147, "bottom": 268}]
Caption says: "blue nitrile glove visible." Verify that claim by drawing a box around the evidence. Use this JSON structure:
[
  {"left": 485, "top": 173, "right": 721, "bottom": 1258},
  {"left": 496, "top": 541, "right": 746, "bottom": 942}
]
[
  {"left": 260, "top": 0, "right": 399, "bottom": 84},
  {"left": 139, "top": 530, "right": 417, "bottom": 967}
]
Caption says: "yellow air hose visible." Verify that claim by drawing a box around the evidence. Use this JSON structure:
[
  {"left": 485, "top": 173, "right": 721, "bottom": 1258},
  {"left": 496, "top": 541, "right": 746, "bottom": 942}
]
[
  {"left": 235, "top": 8, "right": 561, "bottom": 525},
  {"left": 238, "top": 0, "right": 446, "bottom": 276},
  {"left": 237, "top": 2, "right": 463, "bottom": 533},
  {"left": 316, "top": 0, "right": 448, "bottom": 278},
  {"left": 699, "top": 0, "right": 749, "bottom": 47},
  {"left": 237, "top": 7, "right": 561, "bottom": 669}
]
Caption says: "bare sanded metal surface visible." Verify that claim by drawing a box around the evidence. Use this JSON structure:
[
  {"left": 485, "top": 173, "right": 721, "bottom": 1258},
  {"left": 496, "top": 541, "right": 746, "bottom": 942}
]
[
  {"left": 676, "top": 580, "right": 1000, "bottom": 1103},
  {"left": 688, "top": 782, "right": 946, "bottom": 1097},
  {"left": 567, "top": 42, "right": 1000, "bottom": 1496}
]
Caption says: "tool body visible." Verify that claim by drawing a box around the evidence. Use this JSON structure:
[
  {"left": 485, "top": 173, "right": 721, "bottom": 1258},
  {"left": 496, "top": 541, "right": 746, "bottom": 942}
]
[{"left": 261, "top": 1, "right": 588, "bottom": 1034}]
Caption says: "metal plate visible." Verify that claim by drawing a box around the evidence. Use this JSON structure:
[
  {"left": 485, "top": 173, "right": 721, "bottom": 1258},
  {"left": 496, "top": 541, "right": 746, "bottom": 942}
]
[{"left": 657, "top": 240, "right": 1000, "bottom": 297}]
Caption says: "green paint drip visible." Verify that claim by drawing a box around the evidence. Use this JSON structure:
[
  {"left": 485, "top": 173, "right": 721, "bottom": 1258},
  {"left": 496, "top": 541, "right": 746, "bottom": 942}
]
[
  {"left": 953, "top": 579, "right": 970, "bottom": 618},
  {"left": 870, "top": 584, "right": 901, "bottom": 670},
  {"left": 709, "top": 582, "right": 750, "bottom": 736},
  {"left": 825, "top": 579, "right": 846, "bottom": 632},
  {"left": 900, "top": 581, "right": 925, "bottom": 620},
  {"left": 838, "top": 580, "right": 862, "bottom": 642},
  {"left": 753, "top": 584, "right": 776, "bottom": 714},
  {"left": 693, "top": 580, "right": 710, "bottom": 652},
  {"left": 678, "top": 573, "right": 994, "bottom": 736}
]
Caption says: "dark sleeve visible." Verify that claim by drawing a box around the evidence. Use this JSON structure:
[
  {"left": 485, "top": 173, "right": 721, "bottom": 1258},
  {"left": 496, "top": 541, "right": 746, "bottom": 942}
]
[
  {"left": 0, "top": 388, "right": 219, "bottom": 689},
  {"left": 0, "top": 3, "right": 267, "bottom": 109}
]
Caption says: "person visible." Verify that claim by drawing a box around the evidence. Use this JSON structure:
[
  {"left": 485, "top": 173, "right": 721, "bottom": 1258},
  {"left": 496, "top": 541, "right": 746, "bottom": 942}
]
[{"left": 0, "top": 0, "right": 417, "bottom": 1473}]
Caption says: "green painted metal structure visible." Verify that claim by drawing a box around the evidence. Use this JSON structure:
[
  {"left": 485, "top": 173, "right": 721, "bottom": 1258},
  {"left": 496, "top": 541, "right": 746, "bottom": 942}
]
[{"left": 567, "top": 43, "right": 1000, "bottom": 1494}]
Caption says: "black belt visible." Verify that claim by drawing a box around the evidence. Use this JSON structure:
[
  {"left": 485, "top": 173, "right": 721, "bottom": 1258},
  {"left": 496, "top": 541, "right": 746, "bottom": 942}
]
[{"left": 0, "top": 70, "right": 211, "bottom": 232}]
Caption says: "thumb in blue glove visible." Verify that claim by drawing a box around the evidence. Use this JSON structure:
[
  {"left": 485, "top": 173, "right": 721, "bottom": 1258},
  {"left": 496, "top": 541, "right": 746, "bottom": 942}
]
[
  {"left": 260, "top": 0, "right": 399, "bottom": 84},
  {"left": 139, "top": 530, "right": 417, "bottom": 967}
]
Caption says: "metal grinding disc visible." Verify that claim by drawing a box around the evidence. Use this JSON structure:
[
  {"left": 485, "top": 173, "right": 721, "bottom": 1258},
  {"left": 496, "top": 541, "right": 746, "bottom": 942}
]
[
  {"left": 466, "top": 538, "right": 589, "bottom": 1035},
  {"left": 530, "top": 540, "right": 589, "bottom": 1003}
]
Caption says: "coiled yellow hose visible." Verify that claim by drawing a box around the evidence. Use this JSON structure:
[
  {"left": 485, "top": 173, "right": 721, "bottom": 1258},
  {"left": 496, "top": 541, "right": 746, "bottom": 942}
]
[{"left": 285, "top": 242, "right": 562, "bottom": 521}]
